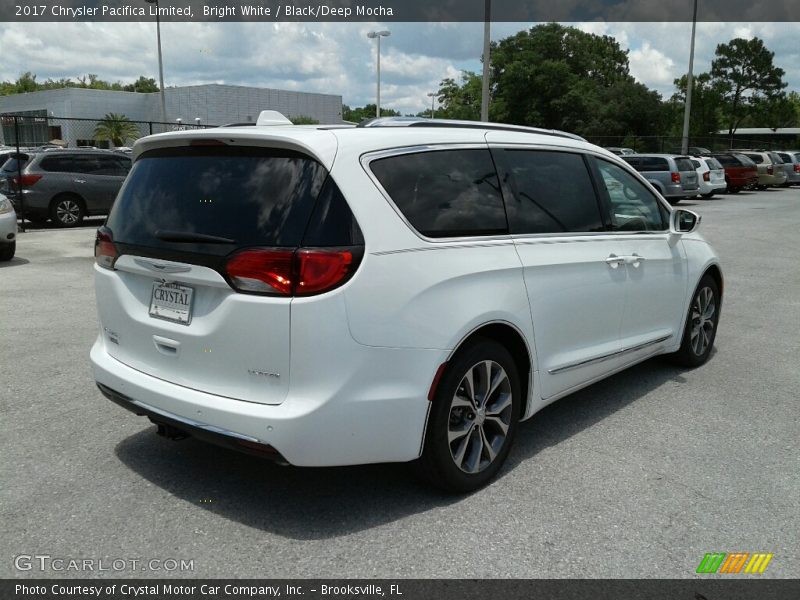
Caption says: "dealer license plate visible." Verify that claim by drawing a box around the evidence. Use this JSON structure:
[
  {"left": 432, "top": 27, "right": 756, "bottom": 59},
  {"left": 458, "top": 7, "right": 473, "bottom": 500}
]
[{"left": 149, "top": 281, "right": 194, "bottom": 325}]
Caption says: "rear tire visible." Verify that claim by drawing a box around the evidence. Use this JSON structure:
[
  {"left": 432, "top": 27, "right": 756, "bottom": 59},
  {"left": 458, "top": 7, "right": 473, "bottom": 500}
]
[
  {"left": 50, "top": 195, "right": 85, "bottom": 228},
  {"left": 0, "top": 241, "right": 14, "bottom": 261},
  {"left": 727, "top": 186, "right": 740, "bottom": 194},
  {"left": 417, "top": 339, "right": 521, "bottom": 493},
  {"left": 701, "top": 192, "right": 714, "bottom": 199},
  {"left": 670, "top": 274, "right": 720, "bottom": 368}
]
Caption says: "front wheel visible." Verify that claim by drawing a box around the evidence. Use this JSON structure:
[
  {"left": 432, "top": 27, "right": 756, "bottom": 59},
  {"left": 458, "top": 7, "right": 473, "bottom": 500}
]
[
  {"left": 670, "top": 275, "right": 720, "bottom": 367},
  {"left": 0, "top": 241, "right": 14, "bottom": 261},
  {"left": 417, "top": 339, "right": 521, "bottom": 493}
]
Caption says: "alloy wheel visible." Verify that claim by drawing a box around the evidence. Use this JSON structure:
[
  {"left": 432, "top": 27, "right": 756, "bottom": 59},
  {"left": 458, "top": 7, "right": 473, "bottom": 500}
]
[
  {"left": 690, "top": 286, "right": 716, "bottom": 356},
  {"left": 447, "top": 360, "right": 513, "bottom": 474},
  {"left": 56, "top": 199, "right": 81, "bottom": 225}
]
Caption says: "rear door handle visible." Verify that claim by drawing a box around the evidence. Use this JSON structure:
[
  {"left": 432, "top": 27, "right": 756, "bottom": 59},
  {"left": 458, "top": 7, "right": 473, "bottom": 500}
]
[
  {"left": 606, "top": 254, "right": 625, "bottom": 268},
  {"left": 625, "top": 253, "right": 646, "bottom": 267}
]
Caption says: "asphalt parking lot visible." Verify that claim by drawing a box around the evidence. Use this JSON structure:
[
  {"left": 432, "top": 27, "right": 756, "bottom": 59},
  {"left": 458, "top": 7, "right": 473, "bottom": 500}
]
[{"left": 2, "top": 189, "right": 799, "bottom": 579}]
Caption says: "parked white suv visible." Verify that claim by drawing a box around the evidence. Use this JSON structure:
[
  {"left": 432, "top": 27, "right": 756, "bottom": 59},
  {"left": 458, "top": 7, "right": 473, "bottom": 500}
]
[{"left": 91, "top": 113, "right": 723, "bottom": 492}]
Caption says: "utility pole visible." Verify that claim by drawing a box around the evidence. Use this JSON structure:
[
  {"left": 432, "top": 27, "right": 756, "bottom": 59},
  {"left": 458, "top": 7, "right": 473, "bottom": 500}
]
[{"left": 681, "top": 0, "right": 699, "bottom": 155}]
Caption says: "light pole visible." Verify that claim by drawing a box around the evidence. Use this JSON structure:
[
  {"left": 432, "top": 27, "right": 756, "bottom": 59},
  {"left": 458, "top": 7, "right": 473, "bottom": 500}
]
[
  {"left": 145, "top": 0, "right": 167, "bottom": 124},
  {"left": 367, "top": 30, "right": 390, "bottom": 117},
  {"left": 427, "top": 92, "right": 436, "bottom": 119},
  {"left": 480, "top": 0, "right": 491, "bottom": 122},
  {"left": 681, "top": 0, "right": 699, "bottom": 155}
]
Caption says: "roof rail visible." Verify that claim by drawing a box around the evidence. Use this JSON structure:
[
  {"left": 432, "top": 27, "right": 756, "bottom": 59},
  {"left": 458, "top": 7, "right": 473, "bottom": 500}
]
[{"left": 357, "top": 117, "right": 586, "bottom": 141}]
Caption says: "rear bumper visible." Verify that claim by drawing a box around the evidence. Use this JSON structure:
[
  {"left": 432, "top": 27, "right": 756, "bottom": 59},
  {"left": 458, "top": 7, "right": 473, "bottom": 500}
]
[{"left": 91, "top": 336, "right": 436, "bottom": 467}]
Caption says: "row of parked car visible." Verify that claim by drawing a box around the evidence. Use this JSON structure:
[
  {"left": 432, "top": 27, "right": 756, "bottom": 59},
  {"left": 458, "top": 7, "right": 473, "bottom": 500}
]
[
  {"left": 606, "top": 147, "right": 800, "bottom": 202},
  {"left": 0, "top": 146, "right": 132, "bottom": 228}
]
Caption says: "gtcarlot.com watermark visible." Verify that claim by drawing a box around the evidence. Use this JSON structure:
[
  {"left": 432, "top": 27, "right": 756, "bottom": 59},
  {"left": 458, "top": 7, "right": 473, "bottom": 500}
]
[{"left": 14, "top": 554, "right": 194, "bottom": 573}]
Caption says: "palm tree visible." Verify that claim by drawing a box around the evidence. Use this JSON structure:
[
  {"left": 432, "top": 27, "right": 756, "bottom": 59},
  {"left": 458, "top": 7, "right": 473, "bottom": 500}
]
[{"left": 94, "top": 113, "right": 141, "bottom": 147}]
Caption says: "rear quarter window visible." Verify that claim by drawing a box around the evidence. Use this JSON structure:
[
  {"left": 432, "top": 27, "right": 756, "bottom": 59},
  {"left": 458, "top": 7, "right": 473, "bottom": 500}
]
[{"left": 369, "top": 148, "right": 507, "bottom": 238}]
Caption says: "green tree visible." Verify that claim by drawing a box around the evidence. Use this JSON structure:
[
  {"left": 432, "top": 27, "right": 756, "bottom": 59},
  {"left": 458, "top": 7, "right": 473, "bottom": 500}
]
[
  {"left": 489, "top": 23, "right": 631, "bottom": 129},
  {"left": 94, "top": 113, "right": 141, "bottom": 146},
  {"left": 710, "top": 37, "right": 787, "bottom": 138},
  {"left": 289, "top": 115, "right": 319, "bottom": 125},
  {"left": 342, "top": 104, "right": 399, "bottom": 123},
  {"left": 435, "top": 72, "right": 484, "bottom": 121},
  {"left": 671, "top": 72, "right": 724, "bottom": 137},
  {"left": 123, "top": 76, "right": 160, "bottom": 93}
]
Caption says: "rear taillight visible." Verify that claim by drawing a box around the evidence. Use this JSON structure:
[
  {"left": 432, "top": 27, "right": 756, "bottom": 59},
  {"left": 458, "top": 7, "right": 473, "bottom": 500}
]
[
  {"left": 794, "top": 164, "right": 800, "bottom": 173},
  {"left": 703, "top": 172, "right": 710, "bottom": 181},
  {"left": 295, "top": 249, "right": 353, "bottom": 296},
  {"left": 671, "top": 172, "right": 681, "bottom": 183},
  {"left": 94, "top": 227, "right": 118, "bottom": 270},
  {"left": 767, "top": 165, "right": 774, "bottom": 175},
  {"left": 225, "top": 248, "right": 358, "bottom": 296},
  {"left": 12, "top": 174, "right": 42, "bottom": 187},
  {"left": 225, "top": 249, "right": 294, "bottom": 295}
]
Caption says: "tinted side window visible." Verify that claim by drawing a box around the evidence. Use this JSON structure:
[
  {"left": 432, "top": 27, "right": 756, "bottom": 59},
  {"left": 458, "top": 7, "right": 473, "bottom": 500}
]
[
  {"left": 370, "top": 149, "right": 507, "bottom": 238},
  {"left": 501, "top": 150, "right": 603, "bottom": 234},
  {"left": 72, "top": 156, "right": 104, "bottom": 174},
  {"left": 744, "top": 153, "right": 763, "bottom": 164},
  {"left": 640, "top": 157, "right": 670, "bottom": 172},
  {"left": 593, "top": 159, "right": 667, "bottom": 232},
  {"left": 302, "top": 176, "right": 364, "bottom": 246},
  {"left": 95, "top": 155, "right": 125, "bottom": 175},
  {"left": 40, "top": 156, "right": 75, "bottom": 172},
  {"left": 621, "top": 156, "right": 640, "bottom": 169}
]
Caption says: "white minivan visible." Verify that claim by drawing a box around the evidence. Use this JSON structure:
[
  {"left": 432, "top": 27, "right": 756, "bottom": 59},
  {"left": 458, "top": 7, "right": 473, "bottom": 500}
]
[{"left": 91, "top": 114, "right": 723, "bottom": 492}]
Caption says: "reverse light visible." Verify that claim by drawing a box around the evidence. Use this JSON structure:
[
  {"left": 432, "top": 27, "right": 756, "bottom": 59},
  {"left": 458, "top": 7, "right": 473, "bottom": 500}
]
[{"left": 94, "top": 227, "right": 118, "bottom": 270}]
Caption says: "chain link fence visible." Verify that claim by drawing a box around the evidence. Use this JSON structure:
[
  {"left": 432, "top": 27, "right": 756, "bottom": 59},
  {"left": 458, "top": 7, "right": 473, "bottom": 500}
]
[
  {"left": 0, "top": 114, "right": 214, "bottom": 150},
  {"left": 0, "top": 114, "right": 215, "bottom": 230}
]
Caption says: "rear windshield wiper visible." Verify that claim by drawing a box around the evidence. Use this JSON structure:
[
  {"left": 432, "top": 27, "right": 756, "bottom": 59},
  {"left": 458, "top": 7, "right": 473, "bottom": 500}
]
[{"left": 155, "top": 230, "right": 237, "bottom": 244}]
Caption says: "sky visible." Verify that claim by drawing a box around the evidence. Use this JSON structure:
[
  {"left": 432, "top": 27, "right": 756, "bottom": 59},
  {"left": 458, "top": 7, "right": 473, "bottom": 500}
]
[{"left": 0, "top": 21, "right": 798, "bottom": 117}]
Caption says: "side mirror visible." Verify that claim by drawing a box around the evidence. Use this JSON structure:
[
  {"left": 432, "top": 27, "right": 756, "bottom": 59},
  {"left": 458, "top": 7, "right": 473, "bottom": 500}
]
[{"left": 670, "top": 208, "right": 701, "bottom": 234}]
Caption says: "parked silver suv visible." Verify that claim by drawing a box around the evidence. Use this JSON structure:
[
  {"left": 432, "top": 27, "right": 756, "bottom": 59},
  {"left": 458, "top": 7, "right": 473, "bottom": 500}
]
[
  {"left": 0, "top": 149, "right": 131, "bottom": 227},
  {"left": 621, "top": 154, "right": 699, "bottom": 204}
]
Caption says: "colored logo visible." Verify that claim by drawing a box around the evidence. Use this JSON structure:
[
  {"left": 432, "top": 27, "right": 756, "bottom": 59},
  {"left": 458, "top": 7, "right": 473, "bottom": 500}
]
[{"left": 696, "top": 552, "right": 774, "bottom": 574}]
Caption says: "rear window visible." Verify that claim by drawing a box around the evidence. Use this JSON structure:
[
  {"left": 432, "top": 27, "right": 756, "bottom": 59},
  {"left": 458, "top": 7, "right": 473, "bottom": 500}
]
[
  {"left": 733, "top": 153, "right": 756, "bottom": 167},
  {"left": 768, "top": 152, "right": 783, "bottom": 164},
  {"left": 704, "top": 157, "right": 723, "bottom": 170},
  {"left": 107, "top": 146, "right": 331, "bottom": 256},
  {"left": 674, "top": 158, "right": 695, "bottom": 172},
  {"left": 370, "top": 148, "right": 507, "bottom": 238},
  {"left": 1, "top": 154, "right": 30, "bottom": 172},
  {"left": 776, "top": 152, "right": 792, "bottom": 163},
  {"left": 690, "top": 159, "right": 701, "bottom": 169}
]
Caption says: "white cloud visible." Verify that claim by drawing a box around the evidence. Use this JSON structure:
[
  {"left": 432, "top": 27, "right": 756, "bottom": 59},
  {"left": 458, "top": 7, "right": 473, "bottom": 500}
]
[{"left": 0, "top": 21, "right": 797, "bottom": 116}]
